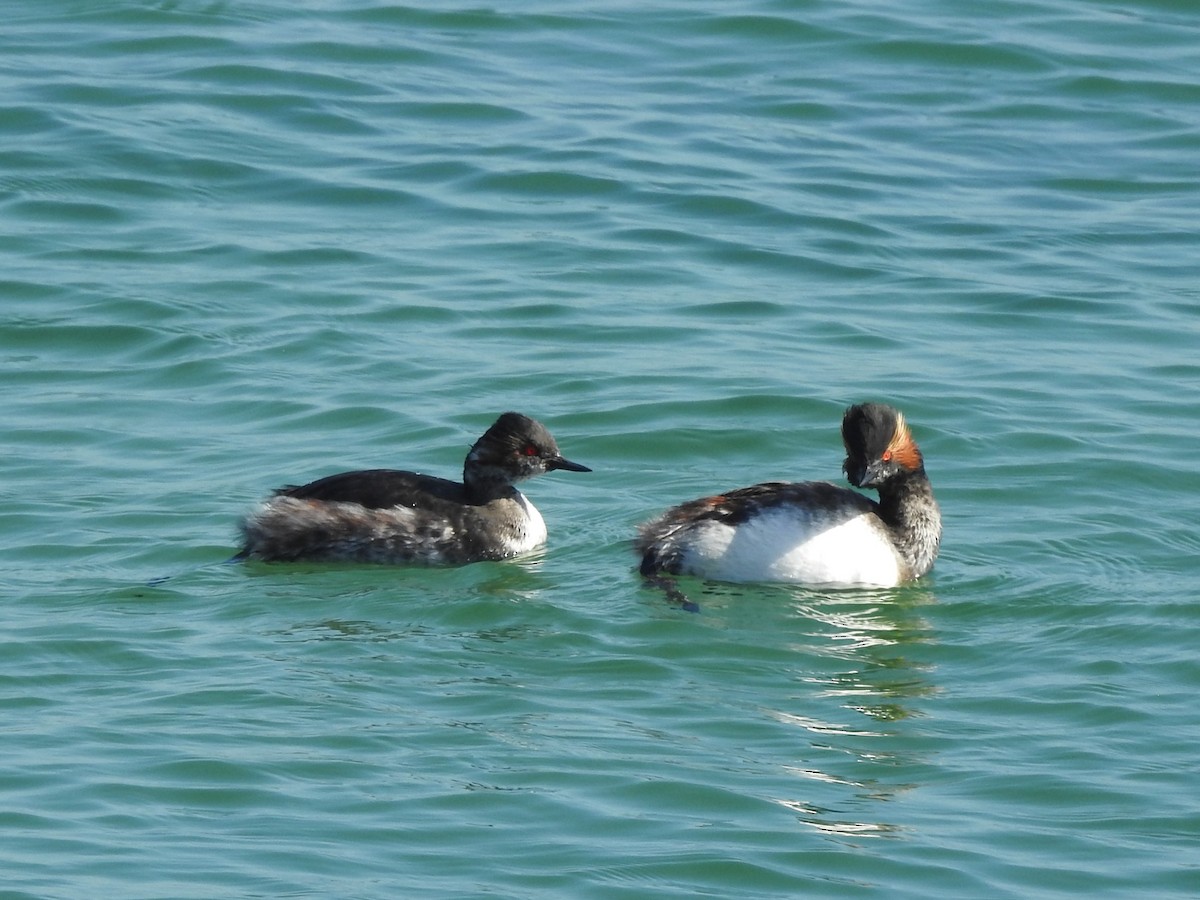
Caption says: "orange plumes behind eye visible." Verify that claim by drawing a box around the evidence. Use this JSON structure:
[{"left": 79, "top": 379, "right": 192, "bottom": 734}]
[{"left": 885, "top": 415, "right": 923, "bottom": 470}]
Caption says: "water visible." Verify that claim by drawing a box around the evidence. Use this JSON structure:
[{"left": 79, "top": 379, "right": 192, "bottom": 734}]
[{"left": 3, "top": 1, "right": 1199, "bottom": 897}]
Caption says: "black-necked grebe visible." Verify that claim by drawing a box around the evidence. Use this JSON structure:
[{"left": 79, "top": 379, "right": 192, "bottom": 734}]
[
  {"left": 237, "top": 412, "right": 590, "bottom": 565},
  {"left": 636, "top": 403, "right": 940, "bottom": 588}
]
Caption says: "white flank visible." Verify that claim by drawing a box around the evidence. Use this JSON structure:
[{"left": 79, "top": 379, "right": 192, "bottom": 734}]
[{"left": 677, "top": 506, "right": 902, "bottom": 587}]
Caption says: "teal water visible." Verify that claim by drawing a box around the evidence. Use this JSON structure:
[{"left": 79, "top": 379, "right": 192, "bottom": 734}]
[{"left": 3, "top": 1, "right": 1199, "bottom": 897}]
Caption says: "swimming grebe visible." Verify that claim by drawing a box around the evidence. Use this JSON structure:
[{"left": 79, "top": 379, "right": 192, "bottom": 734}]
[
  {"left": 237, "top": 412, "right": 590, "bottom": 565},
  {"left": 636, "top": 403, "right": 940, "bottom": 588}
]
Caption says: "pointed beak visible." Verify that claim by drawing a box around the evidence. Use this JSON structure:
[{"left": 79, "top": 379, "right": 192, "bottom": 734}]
[
  {"left": 851, "top": 458, "right": 888, "bottom": 489},
  {"left": 547, "top": 455, "right": 591, "bottom": 474}
]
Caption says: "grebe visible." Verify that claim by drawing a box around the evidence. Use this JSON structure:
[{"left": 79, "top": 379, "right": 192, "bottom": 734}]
[
  {"left": 237, "top": 412, "right": 590, "bottom": 565},
  {"left": 636, "top": 403, "right": 940, "bottom": 589}
]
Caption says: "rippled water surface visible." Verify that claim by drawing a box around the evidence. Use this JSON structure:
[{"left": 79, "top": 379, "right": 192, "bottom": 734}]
[{"left": 3, "top": 1, "right": 1199, "bottom": 897}]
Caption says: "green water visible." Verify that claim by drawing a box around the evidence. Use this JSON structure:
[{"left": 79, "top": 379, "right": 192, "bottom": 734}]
[{"left": 3, "top": 2, "right": 1199, "bottom": 897}]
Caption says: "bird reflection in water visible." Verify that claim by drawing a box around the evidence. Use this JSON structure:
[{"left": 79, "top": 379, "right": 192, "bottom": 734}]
[{"left": 763, "top": 587, "right": 937, "bottom": 840}]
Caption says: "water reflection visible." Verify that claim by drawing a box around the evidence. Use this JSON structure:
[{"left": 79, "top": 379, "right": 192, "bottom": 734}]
[{"left": 763, "top": 586, "right": 937, "bottom": 840}]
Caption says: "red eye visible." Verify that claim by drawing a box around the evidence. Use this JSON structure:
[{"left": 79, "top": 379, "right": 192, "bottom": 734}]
[
  {"left": 522, "top": 444, "right": 539, "bottom": 457},
  {"left": 881, "top": 449, "right": 893, "bottom": 461}
]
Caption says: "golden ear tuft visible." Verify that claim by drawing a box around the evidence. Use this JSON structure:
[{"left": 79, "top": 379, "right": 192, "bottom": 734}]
[{"left": 886, "top": 413, "right": 923, "bottom": 470}]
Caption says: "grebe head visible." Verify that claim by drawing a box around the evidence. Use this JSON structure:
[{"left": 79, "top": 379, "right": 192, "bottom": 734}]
[
  {"left": 841, "top": 403, "right": 925, "bottom": 490},
  {"left": 464, "top": 412, "right": 591, "bottom": 493}
]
